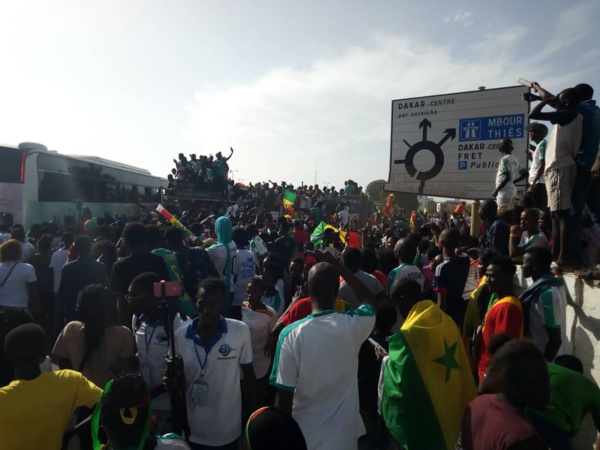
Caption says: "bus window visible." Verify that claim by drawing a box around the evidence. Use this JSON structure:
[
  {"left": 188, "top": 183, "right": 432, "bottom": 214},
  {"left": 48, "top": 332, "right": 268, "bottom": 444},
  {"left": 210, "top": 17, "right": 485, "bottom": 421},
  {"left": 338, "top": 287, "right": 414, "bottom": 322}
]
[
  {"left": 39, "top": 173, "right": 73, "bottom": 201},
  {"left": 0, "top": 147, "right": 25, "bottom": 183},
  {"left": 101, "top": 182, "right": 118, "bottom": 202},
  {"left": 144, "top": 187, "right": 153, "bottom": 201}
]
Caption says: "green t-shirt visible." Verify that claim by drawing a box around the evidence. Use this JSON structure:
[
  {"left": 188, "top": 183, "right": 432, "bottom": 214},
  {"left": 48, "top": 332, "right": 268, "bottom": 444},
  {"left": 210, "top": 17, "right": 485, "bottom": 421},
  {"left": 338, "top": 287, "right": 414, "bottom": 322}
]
[
  {"left": 213, "top": 159, "right": 226, "bottom": 177},
  {"left": 529, "top": 363, "right": 600, "bottom": 436}
]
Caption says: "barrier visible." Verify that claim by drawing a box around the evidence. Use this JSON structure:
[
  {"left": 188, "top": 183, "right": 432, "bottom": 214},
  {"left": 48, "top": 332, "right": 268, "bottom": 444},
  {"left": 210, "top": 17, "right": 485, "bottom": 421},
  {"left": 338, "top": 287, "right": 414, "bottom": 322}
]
[{"left": 514, "top": 269, "right": 600, "bottom": 449}]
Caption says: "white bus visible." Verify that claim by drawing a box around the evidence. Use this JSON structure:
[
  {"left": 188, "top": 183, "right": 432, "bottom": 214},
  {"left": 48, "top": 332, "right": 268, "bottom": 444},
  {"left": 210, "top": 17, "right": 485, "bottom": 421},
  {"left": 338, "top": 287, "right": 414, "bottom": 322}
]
[{"left": 0, "top": 142, "right": 166, "bottom": 228}]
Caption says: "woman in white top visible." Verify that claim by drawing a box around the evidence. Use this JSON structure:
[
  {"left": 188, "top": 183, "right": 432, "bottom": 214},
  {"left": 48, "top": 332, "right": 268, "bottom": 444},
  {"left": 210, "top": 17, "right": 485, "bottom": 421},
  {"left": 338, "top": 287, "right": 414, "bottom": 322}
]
[{"left": 0, "top": 240, "right": 40, "bottom": 316}]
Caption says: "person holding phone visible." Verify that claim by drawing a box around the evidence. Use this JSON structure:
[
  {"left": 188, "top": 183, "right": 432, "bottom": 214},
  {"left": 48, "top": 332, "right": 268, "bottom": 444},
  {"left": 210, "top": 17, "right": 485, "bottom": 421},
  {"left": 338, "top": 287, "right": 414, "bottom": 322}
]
[{"left": 127, "top": 272, "right": 189, "bottom": 434}]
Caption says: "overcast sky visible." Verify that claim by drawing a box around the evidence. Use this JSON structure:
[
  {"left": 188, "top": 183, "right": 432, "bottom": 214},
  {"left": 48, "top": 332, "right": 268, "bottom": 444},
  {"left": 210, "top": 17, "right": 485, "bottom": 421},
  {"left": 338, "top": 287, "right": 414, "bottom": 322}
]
[{"left": 1, "top": 0, "right": 598, "bottom": 190}]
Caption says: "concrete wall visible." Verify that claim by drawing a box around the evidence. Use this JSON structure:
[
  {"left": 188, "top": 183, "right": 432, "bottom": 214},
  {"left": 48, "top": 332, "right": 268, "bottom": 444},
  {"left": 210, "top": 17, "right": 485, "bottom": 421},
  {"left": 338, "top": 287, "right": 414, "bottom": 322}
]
[{"left": 514, "top": 270, "right": 600, "bottom": 450}]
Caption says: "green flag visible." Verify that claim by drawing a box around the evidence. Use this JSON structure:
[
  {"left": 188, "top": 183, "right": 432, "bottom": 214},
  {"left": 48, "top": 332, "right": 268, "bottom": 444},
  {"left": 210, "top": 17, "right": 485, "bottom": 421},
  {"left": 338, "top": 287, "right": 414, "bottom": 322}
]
[
  {"left": 381, "top": 300, "right": 477, "bottom": 449},
  {"left": 283, "top": 189, "right": 297, "bottom": 210}
]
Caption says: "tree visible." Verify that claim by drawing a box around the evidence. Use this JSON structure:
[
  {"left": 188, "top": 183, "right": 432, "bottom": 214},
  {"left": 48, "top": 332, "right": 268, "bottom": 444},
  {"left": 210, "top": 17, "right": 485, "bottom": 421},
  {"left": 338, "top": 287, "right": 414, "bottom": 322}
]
[{"left": 366, "top": 179, "right": 386, "bottom": 202}]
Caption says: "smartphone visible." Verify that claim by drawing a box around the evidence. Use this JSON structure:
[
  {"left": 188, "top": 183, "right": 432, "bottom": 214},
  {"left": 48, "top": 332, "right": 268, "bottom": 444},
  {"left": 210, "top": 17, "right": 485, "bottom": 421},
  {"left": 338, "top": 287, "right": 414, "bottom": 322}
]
[
  {"left": 368, "top": 337, "right": 388, "bottom": 356},
  {"left": 153, "top": 281, "right": 183, "bottom": 298}
]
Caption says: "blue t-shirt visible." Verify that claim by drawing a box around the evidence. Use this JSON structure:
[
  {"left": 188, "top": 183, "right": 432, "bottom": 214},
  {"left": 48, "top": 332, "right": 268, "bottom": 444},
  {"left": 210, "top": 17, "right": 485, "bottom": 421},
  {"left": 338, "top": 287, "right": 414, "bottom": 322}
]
[
  {"left": 433, "top": 253, "right": 470, "bottom": 327},
  {"left": 488, "top": 218, "right": 510, "bottom": 256},
  {"left": 577, "top": 100, "right": 600, "bottom": 166}
]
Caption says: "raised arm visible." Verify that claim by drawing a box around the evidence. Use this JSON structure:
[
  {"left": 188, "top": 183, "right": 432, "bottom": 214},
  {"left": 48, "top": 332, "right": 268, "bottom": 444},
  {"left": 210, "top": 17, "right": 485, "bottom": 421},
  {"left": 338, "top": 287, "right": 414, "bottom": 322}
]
[
  {"left": 312, "top": 250, "right": 377, "bottom": 309},
  {"left": 529, "top": 98, "right": 556, "bottom": 121}
]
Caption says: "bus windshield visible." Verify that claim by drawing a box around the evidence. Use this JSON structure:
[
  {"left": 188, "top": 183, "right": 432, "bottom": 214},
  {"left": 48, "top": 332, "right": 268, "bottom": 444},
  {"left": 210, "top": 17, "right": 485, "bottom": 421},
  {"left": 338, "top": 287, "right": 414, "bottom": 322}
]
[{"left": 0, "top": 146, "right": 25, "bottom": 183}]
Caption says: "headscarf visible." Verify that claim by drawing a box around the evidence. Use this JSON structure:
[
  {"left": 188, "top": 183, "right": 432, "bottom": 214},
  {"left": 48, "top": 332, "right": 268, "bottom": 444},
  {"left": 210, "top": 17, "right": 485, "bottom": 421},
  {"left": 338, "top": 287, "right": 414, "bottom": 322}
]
[{"left": 208, "top": 216, "right": 233, "bottom": 315}]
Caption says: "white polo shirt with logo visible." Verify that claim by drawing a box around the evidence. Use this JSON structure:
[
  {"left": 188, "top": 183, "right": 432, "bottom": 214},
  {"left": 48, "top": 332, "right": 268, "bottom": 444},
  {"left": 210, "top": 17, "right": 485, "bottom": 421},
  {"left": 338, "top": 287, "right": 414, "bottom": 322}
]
[
  {"left": 270, "top": 304, "right": 376, "bottom": 450},
  {"left": 174, "top": 317, "right": 252, "bottom": 447},
  {"left": 133, "top": 314, "right": 188, "bottom": 411}
]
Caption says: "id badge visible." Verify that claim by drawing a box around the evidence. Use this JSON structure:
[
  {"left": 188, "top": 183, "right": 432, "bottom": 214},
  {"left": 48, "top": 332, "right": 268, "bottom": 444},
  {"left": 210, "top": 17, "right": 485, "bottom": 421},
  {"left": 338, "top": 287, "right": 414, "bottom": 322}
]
[
  {"left": 191, "top": 380, "right": 209, "bottom": 406},
  {"left": 141, "top": 365, "right": 151, "bottom": 383}
]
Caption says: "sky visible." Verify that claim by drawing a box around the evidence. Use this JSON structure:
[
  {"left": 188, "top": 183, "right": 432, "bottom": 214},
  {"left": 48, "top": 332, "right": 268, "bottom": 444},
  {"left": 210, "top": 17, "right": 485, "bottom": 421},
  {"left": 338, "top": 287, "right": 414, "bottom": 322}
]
[{"left": 0, "top": 0, "right": 598, "bottom": 191}]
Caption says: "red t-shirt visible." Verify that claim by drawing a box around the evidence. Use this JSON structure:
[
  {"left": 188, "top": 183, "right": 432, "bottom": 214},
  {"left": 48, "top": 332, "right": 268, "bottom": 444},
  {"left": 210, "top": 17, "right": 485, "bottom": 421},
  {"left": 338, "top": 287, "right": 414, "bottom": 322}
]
[
  {"left": 373, "top": 270, "right": 388, "bottom": 289},
  {"left": 280, "top": 297, "right": 313, "bottom": 328},
  {"left": 477, "top": 296, "right": 523, "bottom": 380},
  {"left": 459, "top": 394, "right": 546, "bottom": 450},
  {"left": 293, "top": 229, "right": 310, "bottom": 247},
  {"left": 279, "top": 297, "right": 348, "bottom": 327}
]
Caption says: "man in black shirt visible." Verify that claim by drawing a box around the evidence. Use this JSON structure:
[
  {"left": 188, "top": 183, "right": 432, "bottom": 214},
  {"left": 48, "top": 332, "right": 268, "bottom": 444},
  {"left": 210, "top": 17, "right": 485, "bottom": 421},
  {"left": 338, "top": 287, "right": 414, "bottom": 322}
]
[
  {"left": 110, "top": 223, "right": 169, "bottom": 326},
  {"left": 272, "top": 221, "right": 296, "bottom": 266},
  {"left": 59, "top": 235, "right": 108, "bottom": 326}
]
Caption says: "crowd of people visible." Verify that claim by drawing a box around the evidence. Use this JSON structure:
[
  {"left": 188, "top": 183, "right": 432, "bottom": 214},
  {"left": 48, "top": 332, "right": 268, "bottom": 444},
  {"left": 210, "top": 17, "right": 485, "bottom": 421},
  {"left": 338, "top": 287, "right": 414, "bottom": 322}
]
[
  {"left": 0, "top": 197, "right": 598, "bottom": 450},
  {"left": 0, "top": 78, "right": 599, "bottom": 450},
  {"left": 493, "top": 81, "right": 600, "bottom": 271}
]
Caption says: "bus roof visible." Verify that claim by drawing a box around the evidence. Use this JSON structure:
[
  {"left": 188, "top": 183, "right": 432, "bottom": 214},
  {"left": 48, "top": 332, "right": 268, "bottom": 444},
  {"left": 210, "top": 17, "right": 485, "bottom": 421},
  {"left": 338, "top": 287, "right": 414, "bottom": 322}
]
[{"left": 0, "top": 142, "right": 158, "bottom": 178}]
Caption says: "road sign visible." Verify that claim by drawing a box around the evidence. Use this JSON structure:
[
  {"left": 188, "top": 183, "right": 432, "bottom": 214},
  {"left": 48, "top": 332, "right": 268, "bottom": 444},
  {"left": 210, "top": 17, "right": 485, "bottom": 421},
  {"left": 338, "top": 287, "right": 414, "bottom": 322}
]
[{"left": 385, "top": 86, "right": 529, "bottom": 199}]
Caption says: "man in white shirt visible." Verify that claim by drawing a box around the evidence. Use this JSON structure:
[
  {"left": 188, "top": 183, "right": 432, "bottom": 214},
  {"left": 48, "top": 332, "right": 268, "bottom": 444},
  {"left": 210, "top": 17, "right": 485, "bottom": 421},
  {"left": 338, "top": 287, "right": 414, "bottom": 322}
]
[
  {"left": 231, "top": 227, "right": 256, "bottom": 320},
  {"left": 530, "top": 85, "right": 583, "bottom": 266},
  {"left": 521, "top": 247, "right": 569, "bottom": 360},
  {"left": 526, "top": 123, "right": 549, "bottom": 209},
  {"left": 337, "top": 206, "right": 350, "bottom": 228},
  {"left": 127, "top": 272, "right": 189, "bottom": 435},
  {"left": 270, "top": 254, "right": 376, "bottom": 450},
  {"left": 492, "top": 139, "right": 521, "bottom": 212},
  {"left": 169, "top": 278, "right": 256, "bottom": 449},
  {"left": 338, "top": 247, "right": 385, "bottom": 306}
]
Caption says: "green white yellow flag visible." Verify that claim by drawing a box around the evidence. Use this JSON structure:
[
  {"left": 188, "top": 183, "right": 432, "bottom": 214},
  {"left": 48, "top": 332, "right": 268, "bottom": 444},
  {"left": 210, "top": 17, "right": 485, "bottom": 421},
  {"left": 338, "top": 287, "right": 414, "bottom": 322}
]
[
  {"left": 381, "top": 300, "right": 477, "bottom": 449},
  {"left": 283, "top": 189, "right": 297, "bottom": 210}
]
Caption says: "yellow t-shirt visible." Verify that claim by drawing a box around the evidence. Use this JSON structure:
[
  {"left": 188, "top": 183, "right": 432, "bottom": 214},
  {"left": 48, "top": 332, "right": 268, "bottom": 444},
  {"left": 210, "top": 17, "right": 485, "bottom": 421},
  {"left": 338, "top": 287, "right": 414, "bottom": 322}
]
[{"left": 0, "top": 370, "right": 102, "bottom": 450}]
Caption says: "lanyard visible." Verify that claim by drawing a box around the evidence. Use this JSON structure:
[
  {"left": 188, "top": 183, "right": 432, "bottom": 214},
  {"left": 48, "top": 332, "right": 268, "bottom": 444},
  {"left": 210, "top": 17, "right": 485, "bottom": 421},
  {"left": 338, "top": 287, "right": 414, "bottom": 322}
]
[
  {"left": 144, "top": 324, "right": 158, "bottom": 355},
  {"left": 193, "top": 341, "right": 211, "bottom": 378}
]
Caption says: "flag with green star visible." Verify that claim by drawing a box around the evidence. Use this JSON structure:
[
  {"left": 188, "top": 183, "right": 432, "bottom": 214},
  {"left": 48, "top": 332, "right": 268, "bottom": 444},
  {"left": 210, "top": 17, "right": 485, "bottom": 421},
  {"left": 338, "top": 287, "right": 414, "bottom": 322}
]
[{"left": 381, "top": 300, "right": 477, "bottom": 450}]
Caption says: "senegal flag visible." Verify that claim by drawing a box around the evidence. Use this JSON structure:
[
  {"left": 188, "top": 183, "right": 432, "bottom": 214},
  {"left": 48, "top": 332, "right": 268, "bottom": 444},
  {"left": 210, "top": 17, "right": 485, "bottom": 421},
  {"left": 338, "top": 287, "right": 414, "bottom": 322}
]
[
  {"left": 381, "top": 300, "right": 477, "bottom": 450},
  {"left": 282, "top": 189, "right": 297, "bottom": 210},
  {"left": 310, "top": 221, "right": 347, "bottom": 248}
]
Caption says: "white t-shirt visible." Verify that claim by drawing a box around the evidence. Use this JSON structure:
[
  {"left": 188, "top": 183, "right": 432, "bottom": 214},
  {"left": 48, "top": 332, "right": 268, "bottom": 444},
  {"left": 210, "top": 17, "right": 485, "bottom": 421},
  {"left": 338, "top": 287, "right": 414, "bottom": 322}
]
[
  {"left": 0, "top": 233, "right": 11, "bottom": 244},
  {"left": 133, "top": 315, "right": 188, "bottom": 411},
  {"left": 174, "top": 317, "right": 252, "bottom": 447},
  {"left": 249, "top": 236, "right": 268, "bottom": 265},
  {"left": 529, "top": 139, "right": 547, "bottom": 185},
  {"left": 232, "top": 249, "right": 256, "bottom": 307},
  {"left": 49, "top": 248, "right": 69, "bottom": 293},
  {"left": 271, "top": 304, "right": 376, "bottom": 450},
  {"left": 241, "top": 302, "right": 278, "bottom": 378},
  {"left": 495, "top": 154, "right": 519, "bottom": 200},
  {"left": 528, "top": 284, "right": 569, "bottom": 356},
  {"left": 0, "top": 262, "right": 36, "bottom": 308},
  {"left": 338, "top": 209, "right": 349, "bottom": 227},
  {"left": 338, "top": 270, "right": 383, "bottom": 306},
  {"left": 387, "top": 264, "right": 425, "bottom": 292},
  {"left": 206, "top": 242, "right": 237, "bottom": 292},
  {"left": 545, "top": 114, "right": 583, "bottom": 171},
  {"left": 518, "top": 231, "right": 549, "bottom": 250},
  {"left": 20, "top": 242, "right": 35, "bottom": 263}
]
